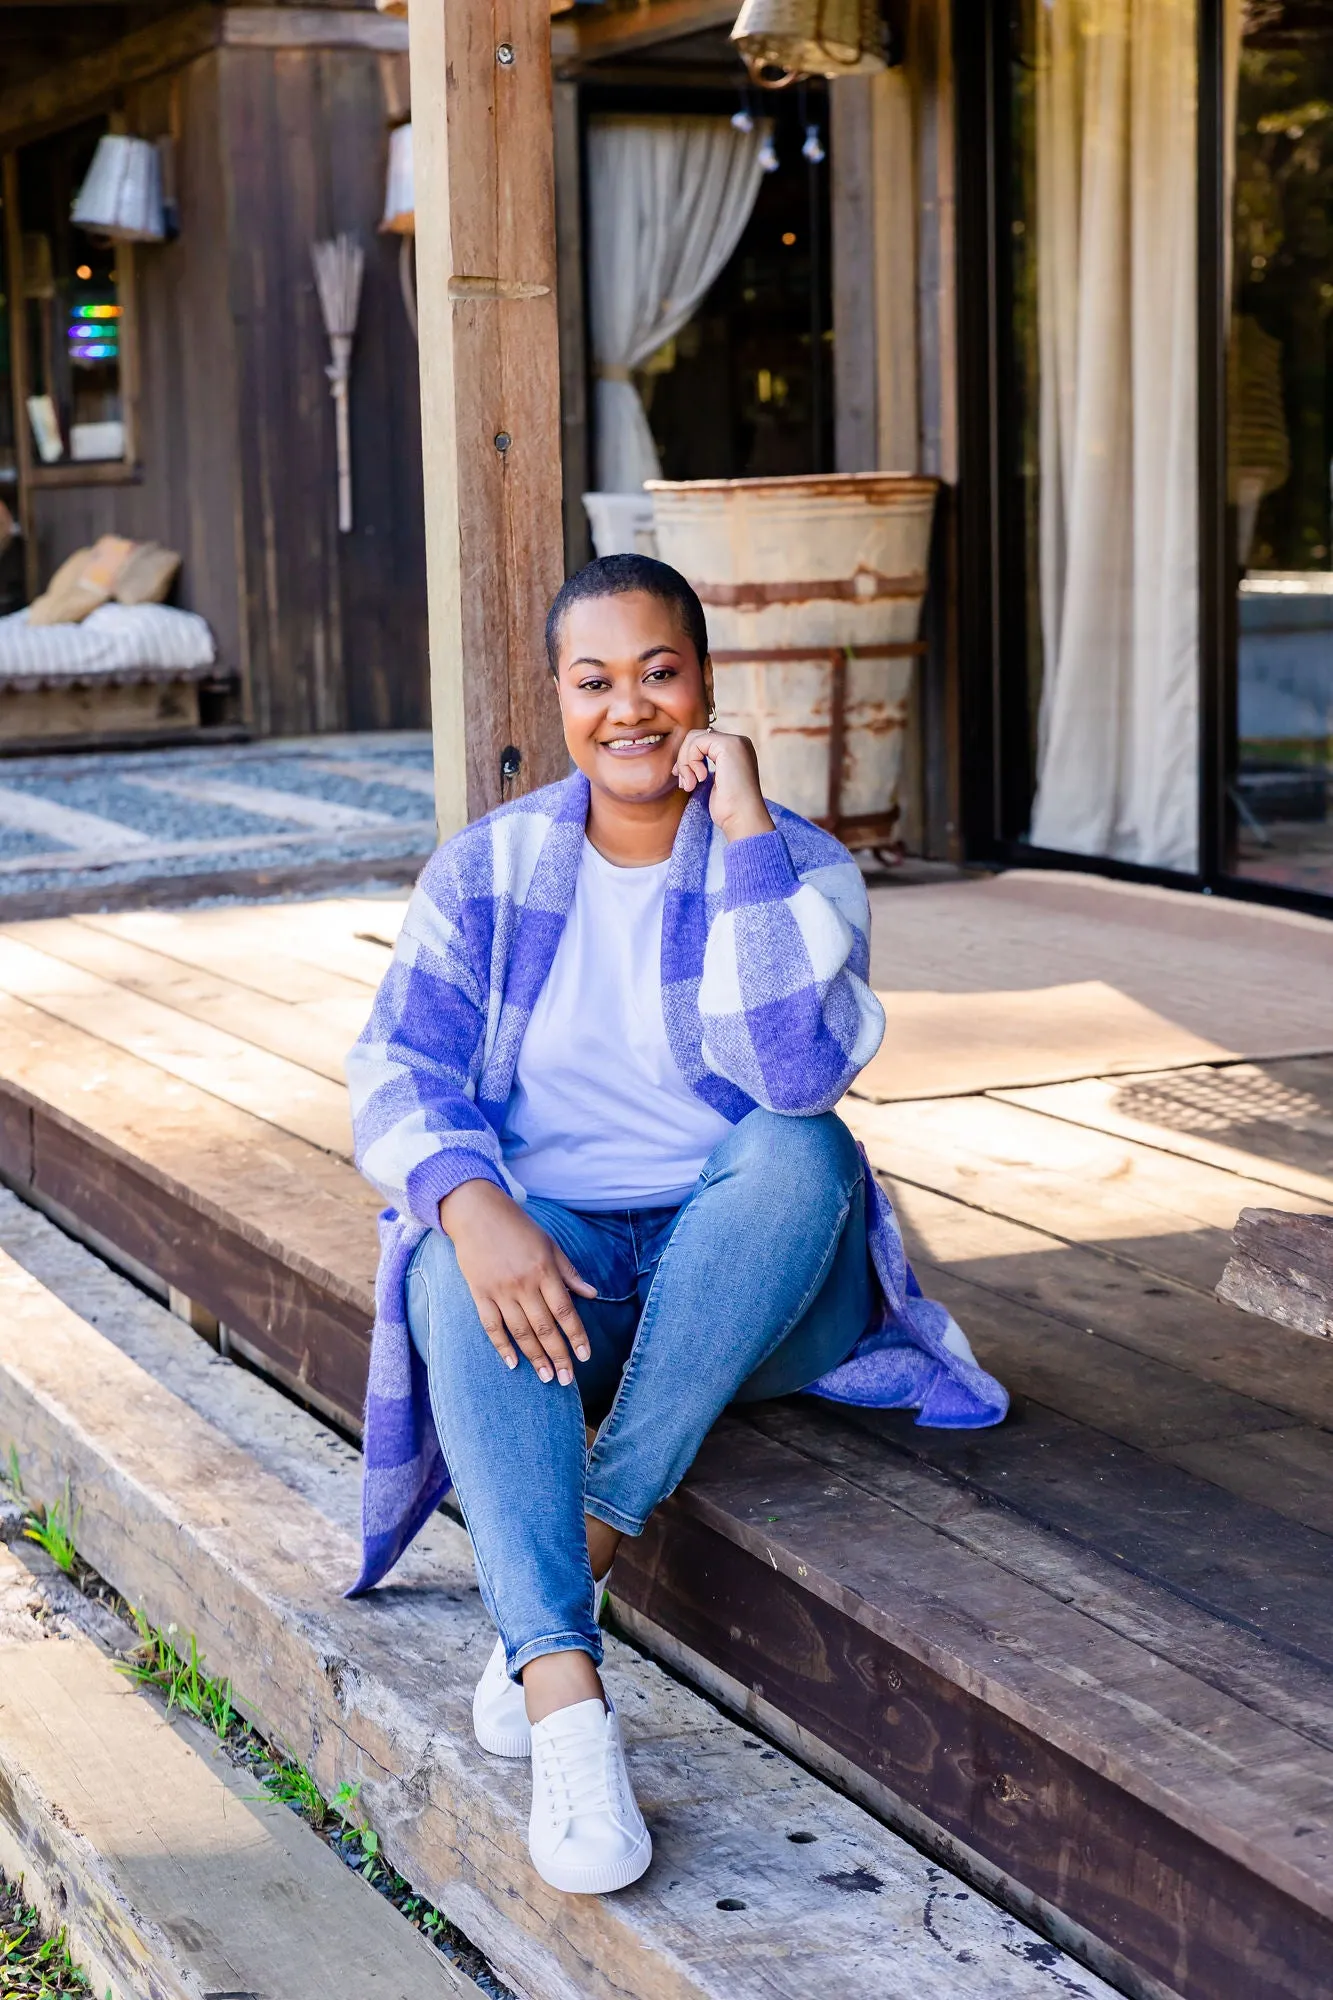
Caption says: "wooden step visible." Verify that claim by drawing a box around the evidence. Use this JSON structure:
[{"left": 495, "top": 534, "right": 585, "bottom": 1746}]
[
  {"left": 0, "top": 1539, "right": 479, "bottom": 2000},
  {"left": 0, "top": 1222, "right": 1116, "bottom": 2000},
  {"left": 1, "top": 899, "right": 1331, "bottom": 2000}
]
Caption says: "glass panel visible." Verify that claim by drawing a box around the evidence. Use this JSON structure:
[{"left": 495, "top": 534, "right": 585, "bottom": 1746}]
[
  {"left": 1008, "top": 0, "right": 1200, "bottom": 871},
  {"left": 1230, "top": 2, "right": 1333, "bottom": 894},
  {"left": 17, "top": 119, "right": 127, "bottom": 467},
  {"left": 0, "top": 176, "right": 22, "bottom": 614}
]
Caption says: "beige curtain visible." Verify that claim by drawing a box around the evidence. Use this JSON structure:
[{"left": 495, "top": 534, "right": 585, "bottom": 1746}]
[
  {"left": 587, "top": 116, "right": 768, "bottom": 493},
  {"left": 1029, "top": 0, "right": 1201, "bottom": 871}
]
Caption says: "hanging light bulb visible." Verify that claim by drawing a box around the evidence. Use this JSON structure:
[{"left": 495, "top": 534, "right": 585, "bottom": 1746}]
[
  {"left": 731, "top": 103, "right": 754, "bottom": 134},
  {"left": 758, "top": 132, "right": 780, "bottom": 173},
  {"left": 801, "top": 123, "right": 826, "bottom": 164}
]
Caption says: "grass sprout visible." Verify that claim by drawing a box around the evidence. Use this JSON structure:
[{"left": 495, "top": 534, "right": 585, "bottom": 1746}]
[
  {"left": 0, "top": 1872, "right": 94, "bottom": 1997},
  {"left": 22, "top": 1484, "right": 80, "bottom": 1576},
  {"left": 4, "top": 1442, "right": 22, "bottom": 1496},
  {"left": 119, "top": 1611, "right": 235, "bottom": 1740}
]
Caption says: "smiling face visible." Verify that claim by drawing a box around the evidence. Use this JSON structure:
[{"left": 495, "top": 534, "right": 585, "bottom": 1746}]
[{"left": 553, "top": 589, "right": 712, "bottom": 807}]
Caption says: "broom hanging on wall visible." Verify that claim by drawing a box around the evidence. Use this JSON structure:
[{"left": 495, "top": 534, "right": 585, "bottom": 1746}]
[{"left": 311, "top": 233, "right": 365, "bottom": 533}]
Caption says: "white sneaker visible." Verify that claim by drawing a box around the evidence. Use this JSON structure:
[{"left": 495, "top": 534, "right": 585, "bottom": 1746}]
[
  {"left": 528, "top": 1698, "right": 651, "bottom": 1894},
  {"left": 472, "top": 1572, "right": 612, "bottom": 1759}
]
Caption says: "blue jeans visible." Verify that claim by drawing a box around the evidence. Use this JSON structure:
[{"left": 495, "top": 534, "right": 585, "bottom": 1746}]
[{"left": 406, "top": 1108, "right": 869, "bottom": 1678}]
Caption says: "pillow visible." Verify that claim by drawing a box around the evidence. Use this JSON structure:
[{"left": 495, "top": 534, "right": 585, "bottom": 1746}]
[
  {"left": 114, "top": 541, "right": 182, "bottom": 606},
  {"left": 80, "top": 534, "right": 138, "bottom": 595},
  {"left": 27, "top": 577, "right": 108, "bottom": 626},
  {"left": 28, "top": 546, "right": 106, "bottom": 626},
  {"left": 43, "top": 546, "right": 95, "bottom": 596}
]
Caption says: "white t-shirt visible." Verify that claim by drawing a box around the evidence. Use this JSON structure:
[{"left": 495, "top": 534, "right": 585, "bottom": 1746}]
[{"left": 501, "top": 838, "right": 733, "bottom": 1208}]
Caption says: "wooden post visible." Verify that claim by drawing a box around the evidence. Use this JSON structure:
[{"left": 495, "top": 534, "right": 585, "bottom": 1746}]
[
  {"left": 410, "top": 0, "right": 568, "bottom": 838},
  {"left": 830, "top": 69, "right": 919, "bottom": 475}
]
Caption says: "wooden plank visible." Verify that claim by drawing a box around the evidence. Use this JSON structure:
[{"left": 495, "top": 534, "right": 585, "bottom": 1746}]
[
  {"left": 221, "top": 7, "right": 411, "bottom": 51},
  {"left": 13, "top": 918, "right": 367, "bottom": 1084},
  {"left": 0, "top": 5, "right": 217, "bottom": 143},
  {"left": 747, "top": 1399, "right": 1333, "bottom": 1752},
  {"left": 77, "top": 906, "right": 386, "bottom": 1006},
  {"left": 0, "top": 935, "right": 353, "bottom": 1156},
  {"left": 880, "top": 1167, "right": 1333, "bottom": 1435},
  {"left": 553, "top": 75, "right": 590, "bottom": 573},
  {"left": 412, "top": 0, "right": 568, "bottom": 834},
  {"left": 853, "top": 981, "right": 1233, "bottom": 1102},
  {"left": 0, "top": 994, "right": 377, "bottom": 1427},
  {"left": 840, "top": 1090, "right": 1333, "bottom": 1295},
  {"left": 0, "top": 851, "right": 425, "bottom": 925},
  {"left": 613, "top": 1420, "right": 1333, "bottom": 2000},
  {"left": 105, "top": 895, "right": 406, "bottom": 987},
  {"left": 829, "top": 78, "right": 878, "bottom": 473},
  {"left": 997, "top": 1062, "right": 1333, "bottom": 1204},
  {"left": 864, "top": 877, "right": 1333, "bottom": 1061},
  {"left": 1217, "top": 1209, "right": 1333, "bottom": 1341},
  {"left": 568, "top": 0, "right": 738, "bottom": 59},
  {"left": 0, "top": 1551, "right": 477, "bottom": 2000},
  {"left": 0, "top": 1257, "right": 1117, "bottom": 2000}
]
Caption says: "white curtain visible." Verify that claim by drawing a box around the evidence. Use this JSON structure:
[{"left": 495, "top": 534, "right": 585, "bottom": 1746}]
[
  {"left": 1029, "top": 0, "right": 1201, "bottom": 871},
  {"left": 587, "top": 115, "right": 768, "bottom": 493}
]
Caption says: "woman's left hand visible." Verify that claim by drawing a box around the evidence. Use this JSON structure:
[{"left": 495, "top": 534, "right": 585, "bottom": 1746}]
[{"left": 674, "top": 727, "right": 775, "bottom": 844}]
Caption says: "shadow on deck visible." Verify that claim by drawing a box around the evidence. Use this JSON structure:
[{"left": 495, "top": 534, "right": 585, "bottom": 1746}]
[{"left": 0, "top": 872, "right": 1328, "bottom": 2000}]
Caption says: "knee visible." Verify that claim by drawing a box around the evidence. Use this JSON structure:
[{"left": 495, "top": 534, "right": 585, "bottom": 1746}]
[
  {"left": 723, "top": 1108, "right": 861, "bottom": 1199},
  {"left": 407, "top": 1228, "right": 472, "bottom": 1334}
]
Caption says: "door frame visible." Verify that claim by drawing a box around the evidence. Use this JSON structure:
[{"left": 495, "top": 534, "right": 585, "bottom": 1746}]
[{"left": 952, "top": 0, "right": 1332, "bottom": 919}]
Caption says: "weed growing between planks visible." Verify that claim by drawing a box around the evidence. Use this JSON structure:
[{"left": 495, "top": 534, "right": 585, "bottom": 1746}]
[
  {"left": 0, "top": 1871, "right": 99, "bottom": 1999},
  {"left": 0, "top": 1456, "right": 513, "bottom": 2000},
  {"left": 128, "top": 1621, "right": 514, "bottom": 1999}
]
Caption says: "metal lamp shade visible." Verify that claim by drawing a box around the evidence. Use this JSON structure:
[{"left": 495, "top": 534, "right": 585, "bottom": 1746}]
[
  {"left": 380, "top": 122, "right": 414, "bottom": 235},
  {"left": 71, "top": 135, "right": 166, "bottom": 243},
  {"left": 730, "top": 0, "right": 886, "bottom": 80}
]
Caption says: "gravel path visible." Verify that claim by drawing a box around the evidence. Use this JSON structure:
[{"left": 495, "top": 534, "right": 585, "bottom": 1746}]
[{"left": 0, "top": 733, "right": 435, "bottom": 916}]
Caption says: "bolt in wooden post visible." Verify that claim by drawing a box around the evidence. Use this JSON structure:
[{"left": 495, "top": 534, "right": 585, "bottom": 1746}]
[{"left": 410, "top": 0, "right": 569, "bottom": 837}]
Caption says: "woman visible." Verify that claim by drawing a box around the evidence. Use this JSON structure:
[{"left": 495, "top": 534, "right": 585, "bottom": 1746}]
[{"left": 347, "top": 555, "right": 1005, "bottom": 1898}]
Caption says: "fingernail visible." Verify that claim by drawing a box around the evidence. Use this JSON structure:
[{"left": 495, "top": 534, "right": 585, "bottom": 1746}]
[
  {"left": 504, "top": 1353, "right": 518, "bottom": 1370},
  {"left": 538, "top": 1365, "right": 553, "bottom": 1382},
  {"left": 557, "top": 1367, "right": 573, "bottom": 1386},
  {"left": 576, "top": 1346, "right": 591, "bottom": 1362}
]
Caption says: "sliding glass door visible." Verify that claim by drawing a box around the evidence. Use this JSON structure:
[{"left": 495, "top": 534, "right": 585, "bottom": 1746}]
[
  {"left": 1228, "top": 1, "right": 1333, "bottom": 896},
  {"left": 1006, "top": 0, "right": 1202, "bottom": 874}
]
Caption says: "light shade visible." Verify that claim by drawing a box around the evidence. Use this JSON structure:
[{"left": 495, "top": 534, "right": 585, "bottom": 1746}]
[
  {"left": 71, "top": 135, "right": 166, "bottom": 243},
  {"left": 381, "top": 122, "right": 414, "bottom": 235},
  {"left": 730, "top": 0, "right": 885, "bottom": 80}
]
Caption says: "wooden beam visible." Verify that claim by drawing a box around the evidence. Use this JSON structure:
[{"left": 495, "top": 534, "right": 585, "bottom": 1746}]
[
  {"left": 0, "top": 5, "right": 217, "bottom": 144},
  {"left": 221, "top": 8, "right": 410, "bottom": 52},
  {"left": 553, "top": 76, "right": 590, "bottom": 573},
  {"left": 0, "top": 9, "right": 408, "bottom": 145},
  {"left": 567, "top": 0, "right": 738, "bottom": 60},
  {"left": 412, "top": 0, "right": 568, "bottom": 833}
]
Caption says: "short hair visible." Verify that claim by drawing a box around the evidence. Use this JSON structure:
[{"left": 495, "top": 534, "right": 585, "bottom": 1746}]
[{"left": 545, "top": 554, "right": 709, "bottom": 675}]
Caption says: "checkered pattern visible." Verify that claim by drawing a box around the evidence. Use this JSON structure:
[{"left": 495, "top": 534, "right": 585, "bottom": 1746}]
[{"left": 346, "top": 772, "right": 1007, "bottom": 1595}]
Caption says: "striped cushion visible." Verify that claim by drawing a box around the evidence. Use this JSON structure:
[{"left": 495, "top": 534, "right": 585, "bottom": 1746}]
[{"left": 0, "top": 603, "right": 217, "bottom": 689}]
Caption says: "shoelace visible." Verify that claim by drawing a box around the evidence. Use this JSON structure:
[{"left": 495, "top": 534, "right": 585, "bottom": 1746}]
[{"left": 534, "top": 1720, "right": 614, "bottom": 1824}]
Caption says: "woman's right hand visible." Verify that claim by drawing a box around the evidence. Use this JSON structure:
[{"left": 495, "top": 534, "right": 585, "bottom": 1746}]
[{"left": 438, "top": 1179, "right": 596, "bottom": 1385}]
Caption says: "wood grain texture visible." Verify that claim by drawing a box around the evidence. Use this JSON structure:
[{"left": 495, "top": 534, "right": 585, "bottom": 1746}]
[
  {"left": 0, "top": 1262, "right": 1116, "bottom": 2000},
  {"left": 0, "top": 1547, "right": 476, "bottom": 2000},
  {"left": 411, "top": 0, "right": 567, "bottom": 833},
  {"left": 998, "top": 1062, "right": 1333, "bottom": 1204},
  {"left": 1217, "top": 1209, "right": 1333, "bottom": 1340},
  {"left": 842, "top": 1090, "right": 1333, "bottom": 1295},
  {"left": 613, "top": 1420, "right": 1333, "bottom": 2000}
]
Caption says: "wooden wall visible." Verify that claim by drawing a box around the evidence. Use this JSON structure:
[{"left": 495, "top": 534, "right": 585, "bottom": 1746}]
[{"left": 23, "top": 36, "right": 428, "bottom": 737}]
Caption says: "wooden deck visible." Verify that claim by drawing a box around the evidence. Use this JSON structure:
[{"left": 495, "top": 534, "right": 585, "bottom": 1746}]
[{"left": 0, "top": 869, "right": 1329, "bottom": 2000}]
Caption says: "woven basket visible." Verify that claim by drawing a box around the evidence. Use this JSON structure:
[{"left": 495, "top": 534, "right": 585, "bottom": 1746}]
[{"left": 730, "top": 0, "right": 885, "bottom": 80}]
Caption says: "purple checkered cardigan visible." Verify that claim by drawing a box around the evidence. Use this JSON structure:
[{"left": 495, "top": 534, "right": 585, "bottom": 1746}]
[{"left": 346, "top": 772, "right": 1007, "bottom": 1594}]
